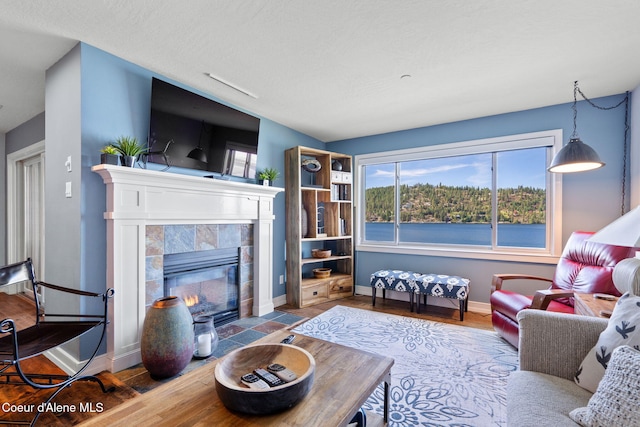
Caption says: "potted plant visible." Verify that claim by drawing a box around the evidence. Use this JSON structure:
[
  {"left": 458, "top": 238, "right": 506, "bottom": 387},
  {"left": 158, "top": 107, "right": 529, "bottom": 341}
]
[
  {"left": 113, "top": 136, "right": 147, "bottom": 167},
  {"left": 258, "top": 167, "right": 279, "bottom": 186},
  {"left": 100, "top": 145, "right": 120, "bottom": 165}
]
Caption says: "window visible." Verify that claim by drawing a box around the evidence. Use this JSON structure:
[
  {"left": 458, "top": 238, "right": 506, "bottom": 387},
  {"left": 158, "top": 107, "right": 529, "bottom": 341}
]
[{"left": 356, "top": 130, "right": 562, "bottom": 262}]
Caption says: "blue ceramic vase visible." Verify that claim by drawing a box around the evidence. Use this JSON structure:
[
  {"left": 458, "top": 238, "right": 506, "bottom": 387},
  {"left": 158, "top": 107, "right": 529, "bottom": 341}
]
[{"left": 141, "top": 296, "right": 194, "bottom": 379}]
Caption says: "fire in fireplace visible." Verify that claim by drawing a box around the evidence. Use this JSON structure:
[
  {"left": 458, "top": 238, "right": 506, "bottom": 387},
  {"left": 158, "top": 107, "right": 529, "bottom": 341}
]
[{"left": 163, "top": 247, "right": 240, "bottom": 326}]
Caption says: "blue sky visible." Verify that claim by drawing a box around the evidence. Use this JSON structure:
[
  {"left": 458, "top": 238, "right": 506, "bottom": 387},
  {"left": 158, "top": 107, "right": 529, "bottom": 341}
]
[{"left": 365, "top": 147, "right": 546, "bottom": 189}]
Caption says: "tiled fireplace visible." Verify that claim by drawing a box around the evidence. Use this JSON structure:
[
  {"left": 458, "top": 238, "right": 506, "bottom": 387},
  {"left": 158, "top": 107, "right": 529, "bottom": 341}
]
[
  {"left": 93, "top": 165, "right": 282, "bottom": 372},
  {"left": 145, "top": 224, "right": 254, "bottom": 322}
]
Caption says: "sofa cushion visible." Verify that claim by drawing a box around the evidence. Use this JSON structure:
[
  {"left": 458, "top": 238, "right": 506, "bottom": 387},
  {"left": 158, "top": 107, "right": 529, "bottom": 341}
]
[
  {"left": 570, "top": 346, "right": 640, "bottom": 426},
  {"left": 575, "top": 292, "right": 640, "bottom": 393},
  {"left": 508, "top": 371, "right": 592, "bottom": 427}
]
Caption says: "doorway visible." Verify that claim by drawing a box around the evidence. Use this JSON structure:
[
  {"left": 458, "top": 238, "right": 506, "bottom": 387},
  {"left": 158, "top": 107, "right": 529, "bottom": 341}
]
[{"left": 6, "top": 140, "right": 45, "bottom": 296}]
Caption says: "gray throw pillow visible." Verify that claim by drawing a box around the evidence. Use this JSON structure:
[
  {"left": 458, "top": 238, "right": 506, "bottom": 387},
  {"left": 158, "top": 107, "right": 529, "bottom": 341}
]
[{"left": 570, "top": 345, "right": 640, "bottom": 426}]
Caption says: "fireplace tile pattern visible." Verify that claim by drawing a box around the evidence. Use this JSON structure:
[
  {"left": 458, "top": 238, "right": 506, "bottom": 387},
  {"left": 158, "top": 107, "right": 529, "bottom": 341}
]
[{"left": 145, "top": 224, "right": 254, "bottom": 316}]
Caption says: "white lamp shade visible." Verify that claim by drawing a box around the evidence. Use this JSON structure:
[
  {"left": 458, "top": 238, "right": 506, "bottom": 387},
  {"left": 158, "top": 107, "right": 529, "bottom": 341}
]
[{"left": 588, "top": 205, "right": 640, "bottom": 247}]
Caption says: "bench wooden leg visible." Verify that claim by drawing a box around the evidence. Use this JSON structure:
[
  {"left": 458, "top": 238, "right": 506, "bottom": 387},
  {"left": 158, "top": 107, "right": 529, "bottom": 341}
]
[
  {"left": 371, "top": 288, "right": 376, "bottom": 306},
  {"left": 459, "top": 299, "right": 465, "bottom": 321}
]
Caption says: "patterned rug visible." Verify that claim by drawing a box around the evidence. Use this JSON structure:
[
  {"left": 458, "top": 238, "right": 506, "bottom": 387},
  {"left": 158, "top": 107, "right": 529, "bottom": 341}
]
[{"left": 292, "top": 305, "right": 518, "bottom": 427}]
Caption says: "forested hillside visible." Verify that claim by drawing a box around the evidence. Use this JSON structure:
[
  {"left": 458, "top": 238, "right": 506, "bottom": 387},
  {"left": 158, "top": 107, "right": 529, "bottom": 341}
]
[{"left": 366, "top": 183, "right": 545, "bottom": 224}]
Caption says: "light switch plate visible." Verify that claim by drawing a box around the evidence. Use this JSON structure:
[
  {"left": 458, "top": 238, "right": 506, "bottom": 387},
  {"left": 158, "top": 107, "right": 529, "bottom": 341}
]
[{"left": 65, "top": 181, "right": 72, "bottom": 198}]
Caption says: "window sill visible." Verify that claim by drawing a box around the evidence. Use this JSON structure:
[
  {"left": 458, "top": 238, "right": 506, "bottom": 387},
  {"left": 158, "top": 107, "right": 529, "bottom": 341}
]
[{"left": 357, "top": 242, "right": 559, "bottom": 265}]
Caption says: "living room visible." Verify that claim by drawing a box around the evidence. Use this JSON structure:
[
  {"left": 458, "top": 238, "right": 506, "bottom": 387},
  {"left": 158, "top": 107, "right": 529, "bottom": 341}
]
[{"left": 2, "top": 2, "right": 640, "bottom": 426}]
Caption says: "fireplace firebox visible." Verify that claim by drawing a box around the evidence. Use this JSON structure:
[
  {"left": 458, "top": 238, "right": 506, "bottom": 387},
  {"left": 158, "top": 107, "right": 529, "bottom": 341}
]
[{"left": 163, "top": 247, "right": 240, "bottom": 326}]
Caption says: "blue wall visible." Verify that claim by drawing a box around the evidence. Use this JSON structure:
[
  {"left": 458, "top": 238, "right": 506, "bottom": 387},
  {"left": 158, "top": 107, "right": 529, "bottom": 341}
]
[
  {"left": 78, "top": 43, "right": 323, "bottom": 310},
  {"left": 255, "top": 119, "right": 324, "bottom": 295},
  {"left": 328, "top": 93, "right": 630, "bottom": 304},
  {"left": 69, "top": 43, "right": 632, "bottom": 314}
]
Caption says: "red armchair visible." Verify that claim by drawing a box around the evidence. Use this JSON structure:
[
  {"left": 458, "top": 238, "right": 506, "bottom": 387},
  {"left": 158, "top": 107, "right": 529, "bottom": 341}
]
[{"left": 490, "top": 230, "right": 636, "bottom": 348}]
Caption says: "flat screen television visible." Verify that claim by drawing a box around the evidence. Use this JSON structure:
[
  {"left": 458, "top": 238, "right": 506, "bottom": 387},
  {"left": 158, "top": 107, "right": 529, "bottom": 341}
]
[{"left": 147, "top": 77, "right": 260, "bottom": 178}]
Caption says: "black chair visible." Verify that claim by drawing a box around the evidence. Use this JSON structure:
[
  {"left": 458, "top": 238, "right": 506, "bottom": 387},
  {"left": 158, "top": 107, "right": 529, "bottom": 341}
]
[{"left": 0, "top": 258, "right": 114, "bottom": 426}]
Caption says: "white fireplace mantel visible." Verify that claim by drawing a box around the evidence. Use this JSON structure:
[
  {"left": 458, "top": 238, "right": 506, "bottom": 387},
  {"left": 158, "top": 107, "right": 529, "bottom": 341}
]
[{"left": 92, "top": 164, "right": 283, "bottom": 372}]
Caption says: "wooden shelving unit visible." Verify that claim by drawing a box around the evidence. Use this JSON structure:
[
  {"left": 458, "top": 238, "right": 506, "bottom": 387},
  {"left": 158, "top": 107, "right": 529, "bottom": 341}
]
[{"left": 285, "top": 146, "right": 354, "bottom": 308}]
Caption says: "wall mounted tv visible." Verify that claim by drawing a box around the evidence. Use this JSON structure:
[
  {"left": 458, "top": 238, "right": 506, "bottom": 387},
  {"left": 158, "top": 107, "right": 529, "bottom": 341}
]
[{"left": 147, "top": 77, "right": 260, "bottom": 178}]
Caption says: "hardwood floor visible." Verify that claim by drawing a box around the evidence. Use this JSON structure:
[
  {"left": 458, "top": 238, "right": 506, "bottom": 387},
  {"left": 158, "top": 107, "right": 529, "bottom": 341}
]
[
  {"left": 0, "top": 293, "right": 139, "bottom": 426},
  {"left": 0, "top": 291, "right": 39, "bottom": 330},
  {"left": 1, "top": 292, "right": 493, "bottom": 425},
  {"left": 113, "top": 295, "right": 492, "bottom": 393},
  {"left": 278, "top": 295, "right": 494, "bottom": 331}
]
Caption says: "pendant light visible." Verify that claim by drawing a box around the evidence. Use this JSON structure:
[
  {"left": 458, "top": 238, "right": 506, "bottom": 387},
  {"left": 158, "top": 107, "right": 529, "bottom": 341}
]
[{"left": 548, "top": 81, "right": 604, "bottom": 173}]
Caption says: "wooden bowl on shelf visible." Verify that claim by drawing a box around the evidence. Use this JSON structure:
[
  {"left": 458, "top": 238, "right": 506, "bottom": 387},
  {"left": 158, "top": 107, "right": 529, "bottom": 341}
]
[
  {"left": 311, "top": 248, "right": 331, "bottom": 258},
  {"left": 214, "top": 343, "right": 316, "bottom": 415},
  {"left": 312, "top": 268, "right": 332, "bottom": 278}
]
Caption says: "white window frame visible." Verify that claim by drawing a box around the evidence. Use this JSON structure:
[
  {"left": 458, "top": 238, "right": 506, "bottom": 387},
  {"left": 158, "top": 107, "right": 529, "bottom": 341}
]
[{"left": 355, "top": 130, "right": 563, "bottom": 264}]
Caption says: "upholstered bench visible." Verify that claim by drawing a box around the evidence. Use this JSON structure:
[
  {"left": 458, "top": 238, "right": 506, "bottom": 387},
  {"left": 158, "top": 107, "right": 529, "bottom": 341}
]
[
  {"left": 414, "top": 274, "right": 470, "bottom": 321},
  {"left": 370, "top": 270, "right": 423, "bottom": 312},
  {"left": 370, "top": 270, "right": 470, "bottom": 320}
]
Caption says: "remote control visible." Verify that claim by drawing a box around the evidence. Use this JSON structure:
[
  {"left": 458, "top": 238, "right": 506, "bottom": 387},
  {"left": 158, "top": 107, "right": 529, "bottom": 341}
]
[
  {"left": 254, "top": 368, "right": 286, "bottom": 387},
  {"left": 240, "top": 373, "right": 270, "bottom": 390},
  {"left": 267, "top": 363, "right": 298, "bottom": 382},
  {"left": 281, "top": 334, "right": 295, "bottom": 344},
  {"left": 593, "top": 293, "right": 616, "bottom": 301}
]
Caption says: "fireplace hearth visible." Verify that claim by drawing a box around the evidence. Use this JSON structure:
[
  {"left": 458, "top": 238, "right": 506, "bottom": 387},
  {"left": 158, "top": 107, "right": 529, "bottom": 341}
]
[{"left": 164, "top": 248, "right": 240, "bottom": 326}]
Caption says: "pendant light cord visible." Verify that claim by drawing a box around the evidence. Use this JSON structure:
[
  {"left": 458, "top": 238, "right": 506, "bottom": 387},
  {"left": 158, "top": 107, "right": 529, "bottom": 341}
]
[{"left": 574, "top": 81, "right": 630, "bottom": 215}]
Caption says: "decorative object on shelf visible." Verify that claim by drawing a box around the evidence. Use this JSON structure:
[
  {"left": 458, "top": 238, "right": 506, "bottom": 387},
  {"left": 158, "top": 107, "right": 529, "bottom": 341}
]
[
  {"left": 100, "top": 145, "right": 119, "bottom": 165},
  {"left": 192, "top": 314, "right": 218, "bottom": 359},
  {"left": 113, "top": 136, "right": 148, "bottom": 168},
  {"left": 313, "top": 268, "right": 332, "bottom": 278},
  {"left": 302, "top": 158, "right": 322, "bottom": 187},
  {"left": 317, "top": 202, "right": 325, "bottom": 236},
  {"left": 331, "top": 159, "right": 343, "bottom": 171},
  {"left": 258, "top": 167, "right": 279, "bottom": 186},
  {"left": 301, "top": 205, "right": 308, "bottom": 238},
  {"left": 214, "top": 343, "right": 316, "bottom": 415},
  {"left": 142, "top": 139, "right": 174, "bottom": 171},
  {"left": 301, "top": 158, "right": 322, "bottom": 172},
  {"left": 548, "top": 81, "right": 629, "bottom": 176},
  {"left": 141, "top": 296, "right": 194, "bottom": 379},
  {"left": 311, "top": 248, "right": 331, "bottom": 258}
]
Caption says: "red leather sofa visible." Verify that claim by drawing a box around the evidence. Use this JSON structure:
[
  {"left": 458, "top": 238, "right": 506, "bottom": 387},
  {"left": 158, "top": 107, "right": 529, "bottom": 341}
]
[{"left": 490, "top": 230, "right": 637, "bottom": 348}]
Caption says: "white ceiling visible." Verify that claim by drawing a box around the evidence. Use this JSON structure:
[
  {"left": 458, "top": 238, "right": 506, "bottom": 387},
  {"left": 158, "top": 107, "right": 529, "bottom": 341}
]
[{"left": 1, "top": 1, "right": 640, "bottom": 142}]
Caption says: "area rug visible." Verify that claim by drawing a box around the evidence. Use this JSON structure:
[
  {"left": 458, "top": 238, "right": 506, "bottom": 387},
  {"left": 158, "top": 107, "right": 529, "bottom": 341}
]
[{"left": 292, "top": 306, "right": 518, "bottom": 426}]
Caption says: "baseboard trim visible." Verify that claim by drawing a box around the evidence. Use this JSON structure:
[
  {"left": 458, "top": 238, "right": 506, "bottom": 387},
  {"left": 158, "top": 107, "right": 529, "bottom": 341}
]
[
  {"left": 354, "top": 285, "right": 491, "bottom": 315},
  {"left": 273, "top": 294, "right": 287, "bottom": 308},
  {"left": 44, "top": 347, "right": 110, "bottom": 376}
]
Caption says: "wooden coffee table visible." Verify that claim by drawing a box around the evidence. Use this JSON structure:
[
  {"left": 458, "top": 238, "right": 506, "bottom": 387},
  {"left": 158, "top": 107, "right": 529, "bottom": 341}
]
[{"left": 79, "top": 329, "right": 393, "bottom": 426}]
